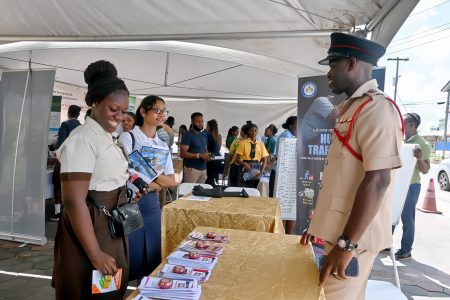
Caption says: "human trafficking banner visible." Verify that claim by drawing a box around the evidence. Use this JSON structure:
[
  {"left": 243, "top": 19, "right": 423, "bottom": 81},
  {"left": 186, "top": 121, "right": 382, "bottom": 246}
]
[{"left": 295, "top": 68, "right": 386, "bottom": 234}]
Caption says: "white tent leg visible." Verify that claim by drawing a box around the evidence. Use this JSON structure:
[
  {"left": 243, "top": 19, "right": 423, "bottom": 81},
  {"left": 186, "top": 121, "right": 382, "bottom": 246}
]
[{"left": 391, "top": 247, "right": 401, "bottom": 288}]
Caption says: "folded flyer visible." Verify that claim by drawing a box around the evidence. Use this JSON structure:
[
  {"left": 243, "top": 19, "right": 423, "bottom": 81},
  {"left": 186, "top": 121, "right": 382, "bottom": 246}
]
[
  {"left": 91, "top": 268, "right": 122, "bottom": 294},
  {"left": 141, "top": 145, "right": 170, "bottom": 174},
  {"left": 189, "top": 231, "right": 230, "bottom": 244},
  {"left": 129, "top": 150, "right": 159, "bottom": 182},
  {"left": 159, "top": 264, "right": 211, "bottom": 283},
  {"left": 167, "top": 250, "right": 218, "bottom": 270},
  {"left": 138, "top": 276, "right": 201, "bottom": 300},
  {"left": 178, "top": 240, "right": 224, "bottom": 256}
]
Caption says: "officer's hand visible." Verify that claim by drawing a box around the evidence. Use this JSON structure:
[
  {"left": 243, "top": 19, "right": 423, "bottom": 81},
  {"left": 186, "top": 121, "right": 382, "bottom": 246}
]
[
  {"left": 299, "top": 228, "right": 315, "bottom": 245},
  {"left": 413, "top": 148, "right": 422, "bottom": 160},
  {"left": 319, "top": 246, "right": 353, "bottom": 288}
]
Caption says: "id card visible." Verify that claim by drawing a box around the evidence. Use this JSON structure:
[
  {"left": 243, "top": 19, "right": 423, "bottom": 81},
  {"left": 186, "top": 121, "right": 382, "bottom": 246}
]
[{"left": 92, "top": 268, "right": 122, "bottom": 294}]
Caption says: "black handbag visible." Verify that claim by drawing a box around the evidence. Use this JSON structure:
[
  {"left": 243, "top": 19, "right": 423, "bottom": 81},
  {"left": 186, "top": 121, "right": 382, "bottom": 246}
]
[{"left": 88, "top": 187, "right": 144, "bottom": 239}]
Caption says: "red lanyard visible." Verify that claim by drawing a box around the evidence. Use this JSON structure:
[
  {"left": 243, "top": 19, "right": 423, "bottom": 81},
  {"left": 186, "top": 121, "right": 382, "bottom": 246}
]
[{"left": 333, "top": 97, "right": 404, "bottom": 161}]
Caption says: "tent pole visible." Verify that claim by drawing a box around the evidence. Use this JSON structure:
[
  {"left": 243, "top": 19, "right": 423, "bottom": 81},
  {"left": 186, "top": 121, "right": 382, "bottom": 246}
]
[{"left": 0, "top": 30, "right": 335, "bottom": 42}]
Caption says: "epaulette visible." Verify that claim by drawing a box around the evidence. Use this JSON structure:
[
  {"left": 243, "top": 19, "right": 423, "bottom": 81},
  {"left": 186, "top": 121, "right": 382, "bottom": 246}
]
[{"left": 365, "top": 88, "right": 386, "bottom": 99}]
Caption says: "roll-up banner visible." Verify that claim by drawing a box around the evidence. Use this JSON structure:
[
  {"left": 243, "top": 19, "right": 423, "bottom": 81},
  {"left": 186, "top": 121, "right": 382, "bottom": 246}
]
[
  {"left": 296, "top": 68, "right": 386, "bottom": 234},
  {"left": 0, "top": 69, "right": 55, "bottom": 245}
]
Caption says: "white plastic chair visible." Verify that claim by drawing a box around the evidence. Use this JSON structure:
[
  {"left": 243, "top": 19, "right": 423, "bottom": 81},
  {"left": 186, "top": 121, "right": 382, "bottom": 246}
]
[
  {"left": 365, "top": 280, "right": 407, "bottom": 300},
  {"left": 364, "top": 144, "right": 416, "bottom": 300},
  {"left": 388, "top": 144, "right": 418, "bottom": 288},
  {"left": 224, "top": 187, "right": 261, "bottom": 197},
  {"left": 176, "top": 183, "right": 213, "bottom": 199}
]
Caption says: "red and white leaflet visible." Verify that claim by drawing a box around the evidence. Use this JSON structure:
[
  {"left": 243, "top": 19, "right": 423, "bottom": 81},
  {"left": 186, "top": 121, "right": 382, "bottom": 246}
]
[
  {"left": 159, "top": 264, "right": 211, "bottom": 282},
  {"left": 189, "top": 231, "right": 230, "bottom": 243},
  {"left": 178, "top": 240, "right": 224, "bottom": 256}
]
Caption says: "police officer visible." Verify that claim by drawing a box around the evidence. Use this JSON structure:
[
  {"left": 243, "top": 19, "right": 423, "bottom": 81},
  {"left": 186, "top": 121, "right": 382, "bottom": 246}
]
[{"left": 300, "top": 32, "right": 404, "bottom": 299}]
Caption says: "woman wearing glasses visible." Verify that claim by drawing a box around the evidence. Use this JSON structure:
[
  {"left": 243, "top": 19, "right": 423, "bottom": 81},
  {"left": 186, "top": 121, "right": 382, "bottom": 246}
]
[
  {"left": 119, "top": 95, "right": 180, "bottom": 281},
  {"left": 235, "top": 122, "right": 269, "bottom": 188}
]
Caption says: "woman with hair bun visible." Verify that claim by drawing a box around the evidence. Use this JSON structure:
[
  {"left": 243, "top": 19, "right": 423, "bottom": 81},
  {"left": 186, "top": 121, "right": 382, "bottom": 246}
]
[{"left": 52, "top": 60, "right": 131, "bottom": 299}]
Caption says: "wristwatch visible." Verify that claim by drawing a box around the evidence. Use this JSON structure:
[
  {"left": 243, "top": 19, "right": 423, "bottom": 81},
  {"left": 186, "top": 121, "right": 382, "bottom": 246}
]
[{"left": 336, "top": 235, "right": 358, "bottom": 251}]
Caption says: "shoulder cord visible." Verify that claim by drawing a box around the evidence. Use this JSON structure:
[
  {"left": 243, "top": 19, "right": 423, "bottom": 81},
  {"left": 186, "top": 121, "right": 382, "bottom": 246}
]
[{"left": 333, "top": 97, "right": 404, "bottom": 161}]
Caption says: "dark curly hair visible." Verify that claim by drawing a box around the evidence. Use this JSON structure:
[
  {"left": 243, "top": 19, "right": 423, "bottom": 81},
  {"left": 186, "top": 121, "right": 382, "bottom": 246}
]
[
  {"left": 84, "top": 60, "right": 129, "bottom": 106},
  {"left": 135, "top": 95, "right": 165, "bottom": 127}
]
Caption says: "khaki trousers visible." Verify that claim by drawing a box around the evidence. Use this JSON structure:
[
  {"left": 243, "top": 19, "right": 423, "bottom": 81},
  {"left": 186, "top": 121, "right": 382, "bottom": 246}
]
[
  {"left": 183, "top": 166, "right": 207, "bottom": 184},
  {"left": 323, "top": 242, "right": 378, "bottom": 300}
]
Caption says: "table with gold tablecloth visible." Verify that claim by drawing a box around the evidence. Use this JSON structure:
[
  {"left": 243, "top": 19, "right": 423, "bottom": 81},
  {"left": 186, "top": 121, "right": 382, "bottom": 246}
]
[
  {"left": 162, "top": 196, "right": 284, "bottom": 257},
  {"left": 127, "top": 227, "right": 321, "bottom": 300}
]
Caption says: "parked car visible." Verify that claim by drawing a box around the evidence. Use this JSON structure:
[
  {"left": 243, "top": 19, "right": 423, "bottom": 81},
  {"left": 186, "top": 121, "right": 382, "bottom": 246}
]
[{"left": 438, "top": 159, "right": 450, "bottom": 191}]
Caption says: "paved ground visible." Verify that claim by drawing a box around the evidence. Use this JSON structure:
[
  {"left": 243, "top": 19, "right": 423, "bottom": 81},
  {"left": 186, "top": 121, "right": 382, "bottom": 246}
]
[{"left": 0, "top": 163, "right": 449, "bottom": 299}]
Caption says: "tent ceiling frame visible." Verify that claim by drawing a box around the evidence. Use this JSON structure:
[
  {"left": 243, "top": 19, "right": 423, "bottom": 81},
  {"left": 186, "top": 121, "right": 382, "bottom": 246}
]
[{"left": 0, "top": 30, "right": 336, "bottom": 42}]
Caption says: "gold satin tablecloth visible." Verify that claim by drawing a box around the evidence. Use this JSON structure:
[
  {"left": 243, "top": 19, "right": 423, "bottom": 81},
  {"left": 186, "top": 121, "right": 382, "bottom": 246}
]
[
  {"left": 162, "top": 196, "right": 284, "bottom": 257},
  {"left": 127, "top": 227, "right": 321, "bottom": 300}
]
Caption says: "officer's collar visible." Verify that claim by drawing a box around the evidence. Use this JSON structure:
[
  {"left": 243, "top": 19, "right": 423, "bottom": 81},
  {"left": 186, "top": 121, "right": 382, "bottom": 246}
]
[{"left": 348, "top": 79, "right": 378, "bottom": 99}]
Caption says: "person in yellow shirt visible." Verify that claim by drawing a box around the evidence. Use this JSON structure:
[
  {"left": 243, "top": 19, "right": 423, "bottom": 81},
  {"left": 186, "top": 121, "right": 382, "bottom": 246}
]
[
  {"left": 235, "top": 122, "right": 269, "bottom": 188},
  {"left": 224, "top": 123, "right": 249, "bottom": 186}
]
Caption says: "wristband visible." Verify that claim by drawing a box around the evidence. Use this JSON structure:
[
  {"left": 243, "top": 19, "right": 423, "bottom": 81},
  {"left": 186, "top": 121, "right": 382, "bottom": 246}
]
[{"left": 196, "top": 153, "right": 200, "bottom": 159}]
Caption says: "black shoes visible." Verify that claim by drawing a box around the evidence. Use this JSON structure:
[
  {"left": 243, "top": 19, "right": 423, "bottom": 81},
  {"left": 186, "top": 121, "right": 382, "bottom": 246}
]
[
  {"left": 395, "top": 250, "right": 412, "bottom": 260},
  {"left": 50, "top": 213, "right": 61, "bottom": 222}
]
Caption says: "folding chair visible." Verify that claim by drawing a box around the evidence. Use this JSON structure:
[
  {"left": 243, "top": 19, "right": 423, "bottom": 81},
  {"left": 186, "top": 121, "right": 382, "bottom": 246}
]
[{"left": 365, "top": 144, "right": 417, "bottom": 299}]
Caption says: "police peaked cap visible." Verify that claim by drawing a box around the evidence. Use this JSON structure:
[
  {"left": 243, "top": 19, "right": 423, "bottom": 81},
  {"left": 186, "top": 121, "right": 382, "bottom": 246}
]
[{"left": 318, "top": 32, "right": 386, "bottom": 66}]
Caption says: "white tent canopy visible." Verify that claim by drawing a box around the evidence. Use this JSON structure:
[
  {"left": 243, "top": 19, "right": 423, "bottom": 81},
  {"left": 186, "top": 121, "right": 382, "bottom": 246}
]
[{"left": 0, "top": 0, "right": 418, "bottom": 130}]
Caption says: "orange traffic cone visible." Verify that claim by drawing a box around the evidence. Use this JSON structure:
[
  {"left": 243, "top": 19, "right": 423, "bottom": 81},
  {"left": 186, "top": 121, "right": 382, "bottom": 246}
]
[{"left": 417, "top": 178, "right": 442, "bottom": 214}]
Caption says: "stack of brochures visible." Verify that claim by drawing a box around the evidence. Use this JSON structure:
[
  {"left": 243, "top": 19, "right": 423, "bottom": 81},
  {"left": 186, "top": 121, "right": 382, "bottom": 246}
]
[
  {"left": 177, "top": 240, "right": 225, "bottom": 256},
  {"left": 138, "top": 277, "right": 201, "bottom": 300},
  {"left": 167, "top": 250, "right": 218, "bottom": 270},
  {"left": 188, "top": 231, "right": 230, "bottom": 244},
  {"left": 158, "top": 264, "right": 211, "bottom": 283}
]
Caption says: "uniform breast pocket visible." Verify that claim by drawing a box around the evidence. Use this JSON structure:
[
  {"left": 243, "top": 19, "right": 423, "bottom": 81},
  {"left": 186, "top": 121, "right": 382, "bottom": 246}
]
[{"left": 329, "top": 197, "right": 353, "bottom": 215}]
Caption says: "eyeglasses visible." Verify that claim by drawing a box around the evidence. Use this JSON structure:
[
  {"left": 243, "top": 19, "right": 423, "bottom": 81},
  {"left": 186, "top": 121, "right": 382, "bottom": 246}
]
[
  {"left": 149, "top": 107, "right": 169, "bottom": 116},
  {"left": 250, "top": 143, "right": 256, "bottom": 159}
]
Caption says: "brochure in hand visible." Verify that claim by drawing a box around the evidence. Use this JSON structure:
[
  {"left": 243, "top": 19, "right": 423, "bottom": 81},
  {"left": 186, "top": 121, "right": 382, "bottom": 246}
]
[
  {"left": 91, "top": 268, "right": 122, "bottom": 294},
  {"left": 189, "top": 231, "right": 230, "bottom": 244},
  {"left": 141, "top": 145, "right": 170, "bottom": 174},
  {"left": 159, "top": 264, "right": 211, "bottom": 283},
  {"left": 128, "top": 150, "right": 159, "bottom": 183},
  {"left": 178, "top": 240, "right": 224, "bottom": 256},
  {"left": 138, "top": 276, "right": 201, "bottom": 300},
  {"left": 167, "top": 250, "right": 218, "bottom": 270}
]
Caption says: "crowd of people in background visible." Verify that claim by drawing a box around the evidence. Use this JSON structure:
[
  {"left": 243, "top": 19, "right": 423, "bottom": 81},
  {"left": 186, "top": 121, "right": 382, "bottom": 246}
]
[{"left": 48, "top": 59, "right": 299, "bottom": 297}]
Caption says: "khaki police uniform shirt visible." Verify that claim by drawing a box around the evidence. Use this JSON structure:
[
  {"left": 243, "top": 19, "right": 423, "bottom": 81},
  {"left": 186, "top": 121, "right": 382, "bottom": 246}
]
[
  {"left": 57, "top": 117, "right": 129, "bottom": 191},
  {"left": 308, "top": 79, "right": 403, "bottom": 251}
]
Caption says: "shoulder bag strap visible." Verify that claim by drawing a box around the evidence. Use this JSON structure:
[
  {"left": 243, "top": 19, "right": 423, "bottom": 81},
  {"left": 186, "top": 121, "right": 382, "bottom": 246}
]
[
  {"left": 128, "top": 131, "right": 135, "bottom": 150},
  {"left": 86, "top": 193, "right": 112, "bottom": 217}
]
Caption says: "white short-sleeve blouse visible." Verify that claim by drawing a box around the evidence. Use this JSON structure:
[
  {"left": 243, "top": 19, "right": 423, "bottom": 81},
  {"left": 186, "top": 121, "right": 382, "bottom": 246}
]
[
  {"left": 57, "top": 117, "right": 129, "bottom": 191},
  {"left": 119, "top": 126, "right": 174, "bottom": 175}
]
